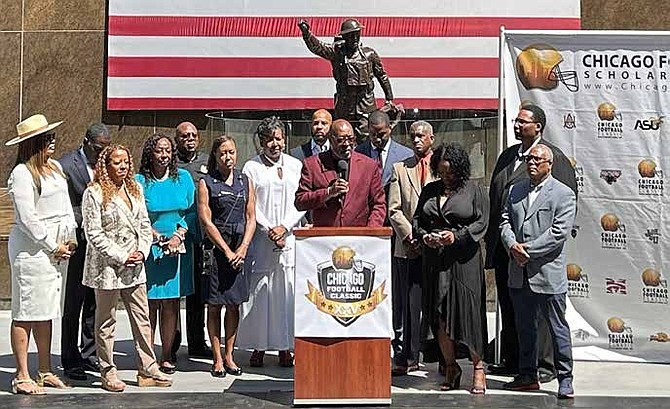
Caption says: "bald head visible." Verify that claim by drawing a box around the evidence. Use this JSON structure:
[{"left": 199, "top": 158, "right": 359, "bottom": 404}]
[
  {"left": 175, "top": 121, "right": 199, "bottom": 156},
  {"left": 329, "top": 119, "right": 355, "bottom": 159},
  {"left": 311, "top": 109, "right": 332, "bottom": 145}
]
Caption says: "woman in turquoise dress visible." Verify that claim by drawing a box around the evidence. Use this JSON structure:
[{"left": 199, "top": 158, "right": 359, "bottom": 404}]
[{"left": 136, "top": 133, "right": 196, "bottom": 374}]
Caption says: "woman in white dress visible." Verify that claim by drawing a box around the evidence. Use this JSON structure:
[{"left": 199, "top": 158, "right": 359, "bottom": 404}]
[
  {"left": 239, "top": 117, "right": 305, "bottom": 367},
  {"left": 6, "top": 114, "right": 77, "bottom": 394}
]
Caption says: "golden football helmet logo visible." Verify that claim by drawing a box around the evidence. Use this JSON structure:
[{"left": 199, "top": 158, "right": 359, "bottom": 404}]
[
  {"left": 516, "top": 44, "right": 578, "bottom": 92},
  {"left": 597, "top": 102, "right": 622, "bottom": 121}
]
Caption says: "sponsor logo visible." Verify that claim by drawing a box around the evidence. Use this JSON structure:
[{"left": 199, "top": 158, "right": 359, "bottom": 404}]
[
  {"left": 607, "top": 317, "right": 634, "bottom": 350},
  {"left": 572, "top": 329, "right": 594, "bottom": 342},
  {"left": 606, "top": 278, "right": 628, "bottom": 295},
  {"left": 600, "top": 213, "right": 627, "bottom": 249},
  {"left": 567, "top": 264, "right": 589, "bottom": 298},
  {"left": 641, "top": 268, "right": 668, "bottom": 304},
  {"left": 649, "top": 332, "right": 669, "bottom": 342},
  {"left": 645, "top": 228, "right": 661, "bottom": 244},
  {"left": 569, "top": 157, "right": 584, "bottom": 192},
  {"left": 634, "top": 115, "right": 664, "bottom": 131},
  {"left": 600, "top": 169, "right": 622, "bottom": 185},
  {"left": 563, "top": 113, "right": 576, "bottom": 129},
  {"left": 516, "top": 44, "right": 578, "bottom": 92},
  {"left": 638, "top": 159, "right": 664, "bottom": 196},
  {"left": 305, "top": 246, "right": 388, "bottom": 327},
  {"left": 596, "top": 102, "right": 624, "bottom": 138}
]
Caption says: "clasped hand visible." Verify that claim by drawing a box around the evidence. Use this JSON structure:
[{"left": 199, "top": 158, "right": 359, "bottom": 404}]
[
  {"left": 422, "top": 231, "right": 455, "bottom": 248},
  {"left": 510, "top": 242, "right": 530, "bottom": 266}
]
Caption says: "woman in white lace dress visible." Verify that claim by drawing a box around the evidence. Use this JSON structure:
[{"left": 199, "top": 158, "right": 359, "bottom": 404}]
[{"left": 6, "top": 114, "right": 76, "bottom": 395}]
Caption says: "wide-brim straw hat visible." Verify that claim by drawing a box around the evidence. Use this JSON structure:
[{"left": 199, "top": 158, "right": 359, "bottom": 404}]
[{"left": 6, "top": 114, "right": 63, "bottom": 146}]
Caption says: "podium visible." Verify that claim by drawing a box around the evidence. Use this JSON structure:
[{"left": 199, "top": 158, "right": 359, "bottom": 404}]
[{"left": 293, "top": 227, "right": 393, "bottom": 406}]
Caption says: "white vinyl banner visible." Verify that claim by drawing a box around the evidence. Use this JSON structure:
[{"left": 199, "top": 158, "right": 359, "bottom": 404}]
[
  {"left": 294, "top": 235, "right": 393, "bottom": 338},
  {"left": 503, "top": 31, "right": 670, "bottom": 362}
]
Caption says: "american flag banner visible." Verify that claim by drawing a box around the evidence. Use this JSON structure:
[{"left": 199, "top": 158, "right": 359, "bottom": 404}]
[{"left": 106, "top": 0, "right": 580, "bottom": 111}]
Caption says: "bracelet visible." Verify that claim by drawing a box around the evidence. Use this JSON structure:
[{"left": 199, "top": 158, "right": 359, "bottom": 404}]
[{"left": 172, "top": 231, "right": 185, "bottom": 242}]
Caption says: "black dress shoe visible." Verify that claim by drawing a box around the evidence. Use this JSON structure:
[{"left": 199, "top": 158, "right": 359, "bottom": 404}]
[
  {"left": 391, "top": 366, "right": 408, "bottom": 376},
  {"left": 538, "top": 372, "right": 557, "bottom": 383},
  {"left": 503, "top": 376, "right": 540, "bottom": 391},
  {"left": 64, "top": 367, "right": 88, "bottom": 381},
  {"left": 487, "top": 363, "right": 519, "bottom": 376},
  {"left": 224, "top": 364, "right": 243, "bottom": 376},
  {"left": 81, "top": 360, "right": 99, "bottom": 373},
  {"left": 188, "top": 345, "right": 213, "bottom": 359}
]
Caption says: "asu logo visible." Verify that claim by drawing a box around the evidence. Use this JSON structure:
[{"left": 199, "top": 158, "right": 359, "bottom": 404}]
[
  {"left": 306, "top": 246, "right": 388, "bottom": 327},
  {"left": 634, "top": 116, "right": 664, "bottom": 131},
  {"left": 516, "top": 44, "right": 578, "bottom": 92}
]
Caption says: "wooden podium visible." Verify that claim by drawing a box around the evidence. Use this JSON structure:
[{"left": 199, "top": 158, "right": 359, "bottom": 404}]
[{"left": 293, "top": 227, "right": 392, "bottom": 406}]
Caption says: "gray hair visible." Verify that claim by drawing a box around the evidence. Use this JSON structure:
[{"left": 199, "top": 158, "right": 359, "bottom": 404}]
[
  {"left": 533, "top": 144, "right": 554, "bottom": 162},
  {"left": 410, "top": 120, "right": 433, "bottom": 135}
]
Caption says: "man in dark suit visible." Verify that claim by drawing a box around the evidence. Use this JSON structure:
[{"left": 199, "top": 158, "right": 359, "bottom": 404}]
[
  {"left": 500, "top": 144, "right": 576, "bottom": 398},
  {"left": 290, "top": 109, "right": 332, "bottom": 161},
  {"left": 60, "top": 123, "right": 112, "bottom": 380},
  {"left": 295, "top": 119, "right": 386, "bottom": 227},
  {"left": 173, "top": 121, "right": 211, "bottom": 359},
  {"left": 485, "top": 104, "right": 577, "bottom": 381},
  {"left": 355, "top": 110, "right": 413, "bottom": 189}
]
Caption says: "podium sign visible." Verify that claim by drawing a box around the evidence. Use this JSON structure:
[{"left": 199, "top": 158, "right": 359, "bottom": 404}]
[
  {"left": 295, "top": 233, "right": 392, "bottom": 338},
  {"left": 294, "top": 227, "right": 393, "bottom": 406}
]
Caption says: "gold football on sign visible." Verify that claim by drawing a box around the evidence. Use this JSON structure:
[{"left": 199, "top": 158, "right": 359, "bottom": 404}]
[
  {"left": 641, "top": 268, "right": 661, "bottom": 286},
  {"left": 332, "top": 246, "right": 356, "bottom": 270},
  {"left": 600, "top": 213, "right": 620, "bottom": 232},
  {"left": 607, "top": 317, "right": 626, "bottom": 333},
  {"left": 638, "top": 159, "right": 657, "bottom": 178}
]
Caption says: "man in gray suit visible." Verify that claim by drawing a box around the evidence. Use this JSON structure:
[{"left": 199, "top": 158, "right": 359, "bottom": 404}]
[{"left": 500, "top": 144, "right": 576, "bottom": 398}]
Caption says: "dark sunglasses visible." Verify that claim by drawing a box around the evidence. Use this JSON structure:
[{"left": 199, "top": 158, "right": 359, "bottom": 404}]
[
  {"left": 43, "top": 132, "right": 56, "bottom": 143},
  {"left": 525, "top": 154, "right": 551, "bottom": 164}
]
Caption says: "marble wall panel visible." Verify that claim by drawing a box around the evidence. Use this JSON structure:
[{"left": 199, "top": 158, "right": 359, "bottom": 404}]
[
  {"left": 0, "top": 33, "right": 22, "bottom": 183},
  {"left": 0, "top": 0, "right": 22, "bottom": 31},
  {"left": 22, "top": 31, "right": 105, "bottom": 157},
  {"left": 24, "top": 0, "right": 106, "bottom": 31}
]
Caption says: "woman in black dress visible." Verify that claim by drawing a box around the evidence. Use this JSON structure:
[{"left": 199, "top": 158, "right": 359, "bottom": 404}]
[
  {"left": 197, "top": 135, "right": 256, "bottom": 377},
  {"left": 413, "top": 142, "right": 489, "bottom": 394}
]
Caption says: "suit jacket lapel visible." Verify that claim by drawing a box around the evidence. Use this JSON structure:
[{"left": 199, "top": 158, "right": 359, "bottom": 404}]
[
  {"left": 404, "top": 156, "right": 421, "bottom": 196},
  {"left": 114, "top": 187, "right": 141, "bottom": 235},
  {"left": 525, "top": 178, "right": 553, "bottom": 221},
  {"left": 302, "top": 142, "right": 312, "bottom": 158},
  {"left": 73, "top": 151, "right": 92, "bottom": 186}
]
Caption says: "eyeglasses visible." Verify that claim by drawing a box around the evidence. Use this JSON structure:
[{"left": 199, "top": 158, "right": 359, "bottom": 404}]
[
  {"left": 178, "top": 132, "right": 198, "bottom": 140},
  {"left": 43, "top": 132, "right": 56, "bottom": 143},
  {"left": 525, "top": 154, "right": 552, "bottom": 164},
  {"left": 512, "top": 118, "right": 536, "bottom": 125},
  {"left": 333, "top": 136, "right": 356, "bottom": 145}
]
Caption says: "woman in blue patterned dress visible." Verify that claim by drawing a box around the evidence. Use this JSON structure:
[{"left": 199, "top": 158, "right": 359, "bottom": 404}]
[{"left": 136, "top": 133, "right": 196, "bottom": 374}]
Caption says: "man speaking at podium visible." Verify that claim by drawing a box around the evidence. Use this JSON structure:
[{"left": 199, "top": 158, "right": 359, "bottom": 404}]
[{"left": 295, "top": 119, "right": 385, "bottom": 227}]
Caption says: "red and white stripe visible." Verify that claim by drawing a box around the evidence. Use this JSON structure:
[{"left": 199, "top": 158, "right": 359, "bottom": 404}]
[{"left": 107, "top": 0, "right": 580, "bottom": 111}]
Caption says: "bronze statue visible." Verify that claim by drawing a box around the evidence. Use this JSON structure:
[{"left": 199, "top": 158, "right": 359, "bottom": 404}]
[{"left": 298, "top": 18, "right": 395, "bottom": 124}]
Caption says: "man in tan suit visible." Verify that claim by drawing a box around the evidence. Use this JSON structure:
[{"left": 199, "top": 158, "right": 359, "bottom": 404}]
[{"left": 387, "top": 120, "right": 435, "bottom": 375}]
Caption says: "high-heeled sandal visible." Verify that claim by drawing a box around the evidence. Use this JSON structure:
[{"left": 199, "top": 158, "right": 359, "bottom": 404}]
[
  {"left": 137, "top": 372, "right": 172, "bottom": 387},
  {"left": 470, "top": 367, "right": 487, "bottom": 395},
  {"left": 37, "top": 372, "right": 69, "bottom": 389},
  {"left": 440, "top": 363, "right": 462, "bottom": 391}
]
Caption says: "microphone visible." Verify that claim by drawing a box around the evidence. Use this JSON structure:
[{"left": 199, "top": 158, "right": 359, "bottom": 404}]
[
  {"left": 336, "top": 160, "right": 349, "bottom": 181},
  {"left": 336, "top": 160, "right": 349, "bottom": 205}
]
